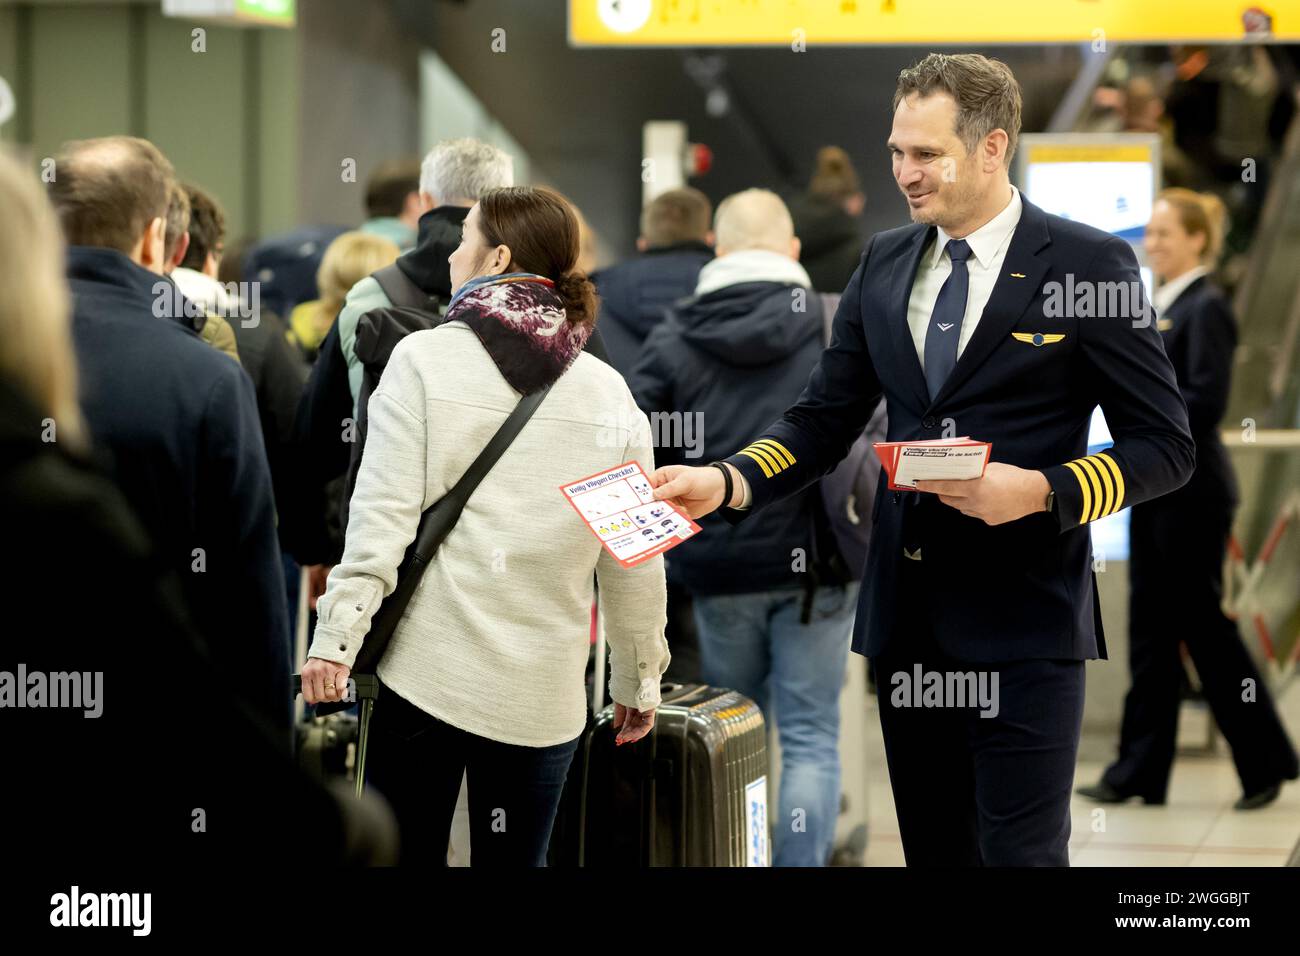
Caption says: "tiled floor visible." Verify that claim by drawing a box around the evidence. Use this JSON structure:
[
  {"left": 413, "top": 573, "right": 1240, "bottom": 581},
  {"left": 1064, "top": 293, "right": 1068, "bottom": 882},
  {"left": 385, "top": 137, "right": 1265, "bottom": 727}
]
[{"left": 858, "top": 683, "right": 1300, "bottom": 867}]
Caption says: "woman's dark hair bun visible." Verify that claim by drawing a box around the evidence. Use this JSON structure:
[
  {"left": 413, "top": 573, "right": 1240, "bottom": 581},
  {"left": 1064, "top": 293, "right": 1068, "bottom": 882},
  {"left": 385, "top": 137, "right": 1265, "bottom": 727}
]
[
  {"left": 476, "top": 185, "right": 601, "bottom": 328},
  {"left": 555, "top": 270, "right": 598, "bottom": 328}
]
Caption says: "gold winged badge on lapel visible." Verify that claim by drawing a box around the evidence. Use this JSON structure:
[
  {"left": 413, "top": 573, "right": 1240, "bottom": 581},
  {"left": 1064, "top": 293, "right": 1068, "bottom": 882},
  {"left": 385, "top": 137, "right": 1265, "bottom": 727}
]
[{"left": 1011, "top": 332, "right": 1066, "bottom": 347}]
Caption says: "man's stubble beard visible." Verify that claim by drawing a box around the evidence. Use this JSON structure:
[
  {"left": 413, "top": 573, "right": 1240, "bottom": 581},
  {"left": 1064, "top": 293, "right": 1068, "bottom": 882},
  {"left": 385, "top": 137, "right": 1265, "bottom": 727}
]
[{"left": 906, "top": 175, "right": 980, "bottom": 232}]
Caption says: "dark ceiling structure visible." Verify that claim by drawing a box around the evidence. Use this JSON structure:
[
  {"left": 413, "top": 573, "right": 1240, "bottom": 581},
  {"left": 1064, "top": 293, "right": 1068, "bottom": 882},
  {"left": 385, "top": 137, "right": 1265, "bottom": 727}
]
[{"left": 396, "top": 0, "right": 1082, "bottom": 256}]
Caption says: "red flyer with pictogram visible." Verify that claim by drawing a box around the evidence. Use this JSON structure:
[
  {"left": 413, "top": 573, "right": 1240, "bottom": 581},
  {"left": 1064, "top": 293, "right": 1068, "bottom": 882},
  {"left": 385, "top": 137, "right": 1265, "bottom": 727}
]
[{"left": 560, "top": 461, "right": 701, "bottom": 568}]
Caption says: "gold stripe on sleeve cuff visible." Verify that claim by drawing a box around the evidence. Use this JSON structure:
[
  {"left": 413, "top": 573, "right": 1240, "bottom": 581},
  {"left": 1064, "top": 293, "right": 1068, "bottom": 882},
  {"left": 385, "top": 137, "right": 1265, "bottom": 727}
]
[
  {"left": 1063, "top": 461, "right": 1092, "bottom": 522},
  {"left": 753, "top": 439, "right": 796, "bottom": 468},
  {"left": 1066, "top": 452, "right": 1128, "bottom": 522},
  {"left": 1075, "top": 458, "right": 1105, "bottom": 522},
  {"left": 738, "top": 449, "right": 774, "bottom": 478},
  {"left": 1095, "top": 452, "right": 1125, "bottom": 512},
  {"left": 739, "top": 440, "right": 797, "bottom": 477},
  {"left": 745, "top": 444, "right": 782, "bottom": 474},
  {"left": 1077, "top": 457, "right": 1111, "bottom": 520}
]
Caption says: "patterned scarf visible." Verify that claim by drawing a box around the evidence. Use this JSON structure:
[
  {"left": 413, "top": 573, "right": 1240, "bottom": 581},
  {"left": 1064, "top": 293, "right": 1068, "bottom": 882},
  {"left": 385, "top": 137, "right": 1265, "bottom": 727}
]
[{"left": 444, "top": 272, "right": 592, "bottom": 395}]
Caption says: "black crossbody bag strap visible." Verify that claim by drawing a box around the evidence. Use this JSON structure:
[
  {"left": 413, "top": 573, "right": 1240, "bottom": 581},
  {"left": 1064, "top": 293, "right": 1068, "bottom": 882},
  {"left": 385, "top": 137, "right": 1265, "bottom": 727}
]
[{"left": 302, "top": 382, "right": 552, "bottom": 714}]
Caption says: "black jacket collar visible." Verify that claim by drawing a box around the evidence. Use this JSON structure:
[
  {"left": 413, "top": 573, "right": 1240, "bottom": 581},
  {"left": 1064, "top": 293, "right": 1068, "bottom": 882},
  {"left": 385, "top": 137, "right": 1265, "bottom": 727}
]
[
  {"left": 642, "top": 239, "right": 714, "bottom": 258},
  {"left": 66, "top": 246, "right": 165, "bottom": 301},
  {"left": 1164, "top": 274, "right": 1211, "bottom": 317},
  {"left": 395, "top": 205, "right": 471, "bottom": 300}
]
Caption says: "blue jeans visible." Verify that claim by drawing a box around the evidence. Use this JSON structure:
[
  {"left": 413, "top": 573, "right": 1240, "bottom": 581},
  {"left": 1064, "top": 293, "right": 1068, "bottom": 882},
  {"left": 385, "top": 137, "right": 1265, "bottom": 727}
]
[{"left": 693, "top": 583, "right": 858, "bottom": 866}]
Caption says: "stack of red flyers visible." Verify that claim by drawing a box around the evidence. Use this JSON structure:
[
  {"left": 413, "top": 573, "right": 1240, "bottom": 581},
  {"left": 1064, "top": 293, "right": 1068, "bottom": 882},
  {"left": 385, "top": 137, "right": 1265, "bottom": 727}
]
[{"left": 872, "top": 438, "right": 992, "bottom": 491}]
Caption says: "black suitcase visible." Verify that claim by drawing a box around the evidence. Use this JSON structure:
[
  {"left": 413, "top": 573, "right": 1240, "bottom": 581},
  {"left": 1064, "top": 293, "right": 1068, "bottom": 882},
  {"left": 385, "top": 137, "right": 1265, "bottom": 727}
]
[
  {"left": 553, "top": 682, "right": 770, "bottom": 867},
  {"left": 296, "top": 711, "right": 359, "bottom": 781}
]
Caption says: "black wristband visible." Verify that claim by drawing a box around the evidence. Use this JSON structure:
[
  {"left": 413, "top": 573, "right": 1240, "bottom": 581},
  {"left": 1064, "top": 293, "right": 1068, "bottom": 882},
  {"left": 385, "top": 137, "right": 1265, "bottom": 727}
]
[{"left": 709, "top": 461, "right": 734, "bottom": 510}]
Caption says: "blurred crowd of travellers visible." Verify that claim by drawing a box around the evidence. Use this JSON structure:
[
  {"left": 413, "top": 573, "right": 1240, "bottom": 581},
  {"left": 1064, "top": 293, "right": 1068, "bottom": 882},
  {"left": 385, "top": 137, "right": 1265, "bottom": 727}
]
[{"left": 1, "top": 43, "right": 1296, "bottom": 869}]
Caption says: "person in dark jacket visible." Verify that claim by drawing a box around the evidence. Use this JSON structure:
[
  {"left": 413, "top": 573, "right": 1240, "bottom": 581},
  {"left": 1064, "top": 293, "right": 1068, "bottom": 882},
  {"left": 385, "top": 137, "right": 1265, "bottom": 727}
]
[
  {"left": 49, "top": 136, "right": 291, "bottom": 731},
  {"left": 291, "top": 137, "right": 517, "bottom": 577},
  {"left": 786, "top": 146, "right": 866, "bottom": 294},
  {"left": 1078, "top": 188, "right": 1299, "bottom": 810},
  {"left": 174, "top": 184, "right": 326, "bottom": 620},
  {"left": 591, "top": 187, "right": 714, "bottom": 376},
  {"left": 592, "top": 187, "right": 714, "bottom": 683},
  {"left": 244, "top": 223, "right": 350, "bottom": 326},
  {"left": 173, "top": 185, "right": 310, "bottom": 510},
  {"left": 1, "top": 371, "right": 396, "bottom": 867},
  {"left": 293, "top": 138, "right": 610, "bottom": 581},
  {"left": 293, "top": 138, "right": 511, "bottom": 502},
  {"left": 0, "top": 149, "right": 394, "bottom": 866},
  {"left": 629, "top": 188, "right": 858, "bottom": 866}
]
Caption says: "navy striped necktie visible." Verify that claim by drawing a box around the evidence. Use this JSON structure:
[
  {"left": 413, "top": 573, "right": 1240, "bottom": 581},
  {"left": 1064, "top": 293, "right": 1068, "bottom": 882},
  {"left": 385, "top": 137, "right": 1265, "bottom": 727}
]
[{"left": 922, "top": 238, "right": 972, "bottom": 401}]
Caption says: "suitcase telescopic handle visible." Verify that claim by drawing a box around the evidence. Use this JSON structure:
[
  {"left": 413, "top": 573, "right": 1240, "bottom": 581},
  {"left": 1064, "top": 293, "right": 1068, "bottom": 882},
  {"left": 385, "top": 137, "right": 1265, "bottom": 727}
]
[{"left": 292, "top": 673, "right": 380, "bottom": 799}]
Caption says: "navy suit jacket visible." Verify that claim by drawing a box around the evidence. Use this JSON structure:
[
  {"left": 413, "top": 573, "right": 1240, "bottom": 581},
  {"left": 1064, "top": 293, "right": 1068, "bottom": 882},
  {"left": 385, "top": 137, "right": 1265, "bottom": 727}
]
[
  {"left": 1152, "top": 275, "right": 1238, "bottom": 510},
  {"left": 68, "top": 247, "right": 292, "bottom": 728},
  {"left": 723, "top": 195, "right": 1195, "bottom": 663}
]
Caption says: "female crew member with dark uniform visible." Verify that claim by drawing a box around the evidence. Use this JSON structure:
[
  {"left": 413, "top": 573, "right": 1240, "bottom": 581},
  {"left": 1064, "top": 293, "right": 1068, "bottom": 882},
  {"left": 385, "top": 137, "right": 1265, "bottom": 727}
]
[{"left": 1079, "top": 189, "right": 1298, "bottom": 810}]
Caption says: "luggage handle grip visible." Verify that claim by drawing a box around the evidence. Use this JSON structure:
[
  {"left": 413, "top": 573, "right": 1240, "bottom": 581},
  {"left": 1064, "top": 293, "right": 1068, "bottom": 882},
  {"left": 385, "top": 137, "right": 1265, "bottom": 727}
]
[{"left": 291, "top": 672, "right": 380, "bottom": 702}]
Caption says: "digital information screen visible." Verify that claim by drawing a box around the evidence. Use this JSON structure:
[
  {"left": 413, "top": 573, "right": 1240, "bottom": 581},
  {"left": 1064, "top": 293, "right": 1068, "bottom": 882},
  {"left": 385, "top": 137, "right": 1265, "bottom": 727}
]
[
  {"left": 1021, "top": 141, "right": 1158, "bottom": 244},
  {"left": 1019, "top": 135, "right": 1163, "bottom": 561}
]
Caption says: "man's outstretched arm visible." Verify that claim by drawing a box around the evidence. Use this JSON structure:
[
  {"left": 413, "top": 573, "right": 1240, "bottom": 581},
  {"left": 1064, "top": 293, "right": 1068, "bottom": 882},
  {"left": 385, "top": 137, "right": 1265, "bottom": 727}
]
[{"left": 652, "top": 241, "right": 883, "bottom": 519}]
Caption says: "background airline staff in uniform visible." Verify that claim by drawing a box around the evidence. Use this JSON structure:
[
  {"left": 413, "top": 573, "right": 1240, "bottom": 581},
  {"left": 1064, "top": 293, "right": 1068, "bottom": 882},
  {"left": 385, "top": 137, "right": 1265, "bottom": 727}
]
[
  {"left": 651, "top": 53, "right": 1195, "bottom": 866},
  {"left": 1079, "top": 189, "right": 1299, "bottom": 811}
]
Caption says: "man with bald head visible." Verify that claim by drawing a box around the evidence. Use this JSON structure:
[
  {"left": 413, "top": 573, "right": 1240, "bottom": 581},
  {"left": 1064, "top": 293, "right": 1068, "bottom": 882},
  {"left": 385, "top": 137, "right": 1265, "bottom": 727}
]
[
  {"left": 51, "top": 135, "right": 290, "bottom": 731},
  {"left": 628, "top": 187, "right": 860, "bottom": 866}
]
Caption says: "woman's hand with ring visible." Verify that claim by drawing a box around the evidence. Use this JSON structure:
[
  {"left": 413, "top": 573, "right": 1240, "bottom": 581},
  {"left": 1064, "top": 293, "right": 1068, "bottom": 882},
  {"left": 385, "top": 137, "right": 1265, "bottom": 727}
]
[{"left": 301, "top": 657, "right": 352, "bottom": 705}]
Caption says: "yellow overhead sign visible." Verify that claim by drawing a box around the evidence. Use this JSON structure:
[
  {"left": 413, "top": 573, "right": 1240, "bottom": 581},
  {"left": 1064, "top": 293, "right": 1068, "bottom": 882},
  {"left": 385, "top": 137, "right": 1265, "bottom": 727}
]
[{"left": 570, "top": 1, "right": 1296, "bottom": 46}]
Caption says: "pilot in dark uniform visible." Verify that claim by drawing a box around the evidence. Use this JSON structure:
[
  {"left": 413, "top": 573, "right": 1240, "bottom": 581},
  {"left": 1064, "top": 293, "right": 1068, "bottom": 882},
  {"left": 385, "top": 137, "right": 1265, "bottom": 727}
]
[
  {"left": 1079, "top": 190, "right": 1299, "bottom": 810},
  {"left": 651, "top": 54, "right": 1196, "bottom": 865}
]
